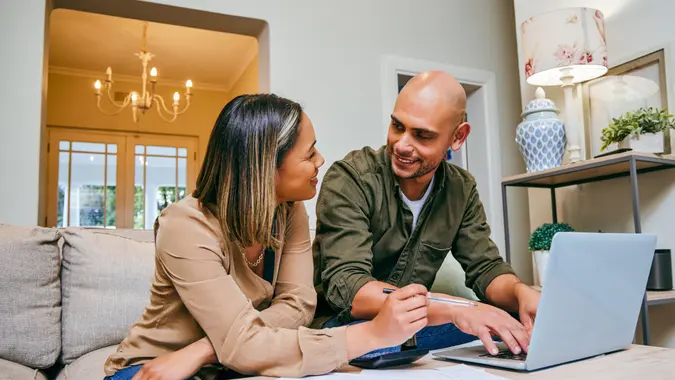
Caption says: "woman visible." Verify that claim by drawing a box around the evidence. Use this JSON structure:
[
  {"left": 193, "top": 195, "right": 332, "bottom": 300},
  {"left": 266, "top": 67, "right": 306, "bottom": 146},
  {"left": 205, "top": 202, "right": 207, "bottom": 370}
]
[{"left": 103, "top": 94, "right": 429, "bottom": 380}]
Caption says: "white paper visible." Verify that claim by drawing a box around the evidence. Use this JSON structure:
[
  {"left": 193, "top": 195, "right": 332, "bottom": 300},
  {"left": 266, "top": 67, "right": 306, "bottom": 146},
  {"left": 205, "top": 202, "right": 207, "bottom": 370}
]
[
  {"left": 279, "top": 364, "right": 508, "bottom": 380},
  {"left": 435, "top": 364, "right": 509, "bottom": 379},
  {"left": 359, "top": 369, "right": 454, "bottom": 380},
  {"left": 278, "top": 373, "right": 361, "bottom": 380}
]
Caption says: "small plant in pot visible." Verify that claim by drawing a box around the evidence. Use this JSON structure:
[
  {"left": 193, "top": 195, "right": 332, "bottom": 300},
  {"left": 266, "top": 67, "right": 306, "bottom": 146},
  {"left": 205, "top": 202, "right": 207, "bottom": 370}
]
[
  {"left": 600, "top": 107, "right": 675, "bottom": 154},
  {"left": 529, "top": 222, "right": 575, "bottom": 286}
]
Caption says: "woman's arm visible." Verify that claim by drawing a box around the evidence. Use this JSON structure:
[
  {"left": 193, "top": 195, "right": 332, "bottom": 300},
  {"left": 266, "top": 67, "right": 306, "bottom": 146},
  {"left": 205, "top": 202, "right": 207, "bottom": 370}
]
[
  {"left": 148, "top": 203, "right": 428, "bottom": 378},
  {"left": 135, "top": 203, "right": 320, "bottom": 376},
  {"left": 258, "top": 202, "right": 317, "bottom": 329}
]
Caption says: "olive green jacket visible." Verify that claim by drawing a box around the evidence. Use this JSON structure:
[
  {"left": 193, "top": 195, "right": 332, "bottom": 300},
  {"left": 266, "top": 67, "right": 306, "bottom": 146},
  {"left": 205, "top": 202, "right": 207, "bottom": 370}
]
[{"left": 311, "top": 146, "right": 515, "bottom": 327}]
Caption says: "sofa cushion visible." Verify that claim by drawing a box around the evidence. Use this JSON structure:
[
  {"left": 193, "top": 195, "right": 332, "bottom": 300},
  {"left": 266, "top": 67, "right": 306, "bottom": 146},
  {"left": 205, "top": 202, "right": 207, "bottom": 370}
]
[
  {"left": 430, "top": 251, "right": 479, "bottom": 301},
  {"left": 55, "top": 345, "right": 118, "bottom": 380},
  {"left": 0, "top": 358, "right": 49, "bottom": 380},
  {"left": 59, "top": 227, "right": 155, "bottom": 364},
  {"left": 0, "top": 225, "right": 61, "bottom": 369}
]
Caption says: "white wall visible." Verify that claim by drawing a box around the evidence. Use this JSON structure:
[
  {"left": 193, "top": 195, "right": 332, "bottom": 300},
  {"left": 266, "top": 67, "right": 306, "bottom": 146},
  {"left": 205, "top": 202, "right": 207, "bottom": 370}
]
[
  {"left": 1, "top": 0, "right": 533, "bottom": 280},
  {"left": 513, "top": 0, "right": 675, "bottom": 347},
  {"left": 0, "top": 1, "right": 50, "bottom": 226},
  {"left": 139, "top": 0, "right": 531, "bottom": 272}
]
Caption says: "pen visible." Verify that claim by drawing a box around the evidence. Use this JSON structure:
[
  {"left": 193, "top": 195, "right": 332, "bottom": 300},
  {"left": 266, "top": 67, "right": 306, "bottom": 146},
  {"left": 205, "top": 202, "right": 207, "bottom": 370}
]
[{"left": 383, "top": 288, "right": 476, "bottom": 307}]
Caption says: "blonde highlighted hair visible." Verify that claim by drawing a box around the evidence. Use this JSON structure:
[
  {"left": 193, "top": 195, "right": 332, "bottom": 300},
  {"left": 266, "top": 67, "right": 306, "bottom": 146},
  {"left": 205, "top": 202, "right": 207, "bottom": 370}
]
[{"left": 193, "top": 94, "right": 303, "bottom": 250}]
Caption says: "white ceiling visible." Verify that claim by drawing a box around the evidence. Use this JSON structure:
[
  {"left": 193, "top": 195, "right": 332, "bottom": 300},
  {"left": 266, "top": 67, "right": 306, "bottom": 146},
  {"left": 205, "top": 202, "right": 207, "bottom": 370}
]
[{"left": 48, "top": 9, "right": 258, "bottom": 91}]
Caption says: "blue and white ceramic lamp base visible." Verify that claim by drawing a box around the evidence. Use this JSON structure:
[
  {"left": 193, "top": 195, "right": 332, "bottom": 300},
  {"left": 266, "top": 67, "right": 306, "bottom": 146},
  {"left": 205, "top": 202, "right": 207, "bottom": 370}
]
[{"left": 516, "top": 87, "right": 567, "bottom": 173}]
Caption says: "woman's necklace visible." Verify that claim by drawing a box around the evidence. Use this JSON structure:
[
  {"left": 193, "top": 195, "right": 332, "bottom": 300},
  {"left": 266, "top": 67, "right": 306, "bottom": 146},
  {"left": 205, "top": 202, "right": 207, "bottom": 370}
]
[{"left": 236, "top": 240, "right": 265, "bottom": 267}]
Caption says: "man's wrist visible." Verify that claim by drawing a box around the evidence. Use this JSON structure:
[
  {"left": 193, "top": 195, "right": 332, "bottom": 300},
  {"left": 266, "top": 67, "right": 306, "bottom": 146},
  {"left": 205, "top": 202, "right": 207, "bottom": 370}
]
[
  {"left": 428, "top": 292, "right": 467, "bottom": 325},
  {"left": 513, "top": 282, "right": 531, "bottom": 305}
]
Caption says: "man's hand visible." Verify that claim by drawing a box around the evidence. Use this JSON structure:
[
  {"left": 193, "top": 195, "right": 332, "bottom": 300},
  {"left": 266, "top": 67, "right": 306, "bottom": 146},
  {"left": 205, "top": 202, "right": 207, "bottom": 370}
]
[
  {"left": 450, "top": 302, "right": 530, "bottom": 356},
  {"left": 514, "top": 283, "right": 541, "bottom": 333},
  {"left": 131, "top": 338, "right": 216, "bottom": 380}
]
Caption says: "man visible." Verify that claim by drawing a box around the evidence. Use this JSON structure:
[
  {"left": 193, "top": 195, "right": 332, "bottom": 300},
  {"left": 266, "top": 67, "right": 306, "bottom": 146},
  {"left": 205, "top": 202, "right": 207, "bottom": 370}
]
[{"left": 312, "top": 70, "right": 540, "bottom": 356}]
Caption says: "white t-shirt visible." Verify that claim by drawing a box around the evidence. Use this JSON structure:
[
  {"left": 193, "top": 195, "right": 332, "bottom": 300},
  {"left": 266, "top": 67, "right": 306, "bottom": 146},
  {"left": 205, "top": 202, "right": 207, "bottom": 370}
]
[{"left": 400, "top": 176, "right": 435, "bottom": 229}]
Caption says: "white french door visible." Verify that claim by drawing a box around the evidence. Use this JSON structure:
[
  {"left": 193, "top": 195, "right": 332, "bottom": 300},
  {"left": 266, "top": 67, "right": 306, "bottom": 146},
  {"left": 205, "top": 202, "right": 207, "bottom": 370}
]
[{"left": 46, "top": 127, "right": 198, "bottom": 229}]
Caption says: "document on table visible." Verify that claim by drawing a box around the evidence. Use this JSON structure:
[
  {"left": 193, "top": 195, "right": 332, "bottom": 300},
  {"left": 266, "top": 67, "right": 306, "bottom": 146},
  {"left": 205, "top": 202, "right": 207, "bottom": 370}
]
[{"left": 278, "top": 364, "right": 508, "bottom": 380}]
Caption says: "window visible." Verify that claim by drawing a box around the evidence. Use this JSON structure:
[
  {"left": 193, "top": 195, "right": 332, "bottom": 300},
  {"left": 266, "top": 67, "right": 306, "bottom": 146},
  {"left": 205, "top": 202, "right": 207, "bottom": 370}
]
[{"left": 46, "top": 128, "right": 197, "bottom": 229}]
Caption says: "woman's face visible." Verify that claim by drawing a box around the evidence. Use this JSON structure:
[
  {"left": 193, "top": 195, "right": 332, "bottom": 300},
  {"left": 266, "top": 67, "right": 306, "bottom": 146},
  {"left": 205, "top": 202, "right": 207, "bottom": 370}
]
[{"left": 275, "top": 112, "right": 325, "bottom": 203}]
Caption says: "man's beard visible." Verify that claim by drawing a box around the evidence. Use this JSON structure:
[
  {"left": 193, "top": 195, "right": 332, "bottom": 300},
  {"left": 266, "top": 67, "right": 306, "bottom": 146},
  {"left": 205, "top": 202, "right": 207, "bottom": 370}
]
[{"left": 387, "top": 145, "right": 443, "bottom": 179}]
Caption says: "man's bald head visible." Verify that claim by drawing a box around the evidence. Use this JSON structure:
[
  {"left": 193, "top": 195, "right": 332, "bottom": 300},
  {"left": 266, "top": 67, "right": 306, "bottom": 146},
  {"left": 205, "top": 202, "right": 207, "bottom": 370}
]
[
  {"left": 397, "top": 70, "right": 467, "bottom": 127},
  {"left": 386, "top": 70, "right": 471, "bottom": 183}
]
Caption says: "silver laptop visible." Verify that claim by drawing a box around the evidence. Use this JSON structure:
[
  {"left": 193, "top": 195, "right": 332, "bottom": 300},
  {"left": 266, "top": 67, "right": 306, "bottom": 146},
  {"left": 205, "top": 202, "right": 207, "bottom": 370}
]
[{"left": 433, "top": 232, "right": 657, "bottom": 371}]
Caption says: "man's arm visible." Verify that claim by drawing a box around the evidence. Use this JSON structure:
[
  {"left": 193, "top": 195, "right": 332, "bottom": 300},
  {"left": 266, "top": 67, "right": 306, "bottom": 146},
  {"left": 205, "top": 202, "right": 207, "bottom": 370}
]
[
  {"left": 314, "top": 161, "right": 378, "bottom": 322},
  {"left": 451, "top": 182, "right": 518, "bottom": 306}
]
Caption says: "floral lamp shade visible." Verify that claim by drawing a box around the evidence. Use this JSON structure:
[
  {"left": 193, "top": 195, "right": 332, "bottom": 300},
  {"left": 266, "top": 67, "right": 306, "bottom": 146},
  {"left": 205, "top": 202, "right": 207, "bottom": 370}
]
[{"left": 522, "top": 7, "right": 608, "bottom": 86}]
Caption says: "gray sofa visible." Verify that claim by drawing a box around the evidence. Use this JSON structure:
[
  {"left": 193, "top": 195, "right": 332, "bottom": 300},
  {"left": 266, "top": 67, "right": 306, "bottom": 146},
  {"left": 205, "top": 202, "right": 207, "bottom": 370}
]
[
  {"left": 0, "top": 225, "right": 156, "bottom": 380},
  {"left": 0, "top": 223, "right": 477, "bottom": 380}
]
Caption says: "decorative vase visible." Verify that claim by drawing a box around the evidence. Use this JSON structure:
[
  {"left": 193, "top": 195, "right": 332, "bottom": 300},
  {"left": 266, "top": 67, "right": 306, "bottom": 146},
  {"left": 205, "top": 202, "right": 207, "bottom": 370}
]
[
  {"left": 516, "top": 87, "right": 567, "bottom": 172},
  {"left": 532, "top": 250, "right": 550, "bottom": 286}
]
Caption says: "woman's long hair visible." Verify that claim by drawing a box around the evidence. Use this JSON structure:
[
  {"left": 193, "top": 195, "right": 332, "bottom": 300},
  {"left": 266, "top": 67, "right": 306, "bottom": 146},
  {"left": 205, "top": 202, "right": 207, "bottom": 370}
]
[{"left": 193, "top": 94, "right": 302, "bottom": 250}]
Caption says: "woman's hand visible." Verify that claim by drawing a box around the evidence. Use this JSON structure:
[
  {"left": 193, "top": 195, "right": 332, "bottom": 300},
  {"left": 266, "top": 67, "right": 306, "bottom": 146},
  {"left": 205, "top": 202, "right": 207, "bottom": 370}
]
[
  {"left": 369, "top": 283, "right": 429, "bottom": 347},
  {"left": 131, "top": 338, "right": 216, "bottom": 380},
  {"left": 345, "top": 284, "right": 429, "bottom": 359}
]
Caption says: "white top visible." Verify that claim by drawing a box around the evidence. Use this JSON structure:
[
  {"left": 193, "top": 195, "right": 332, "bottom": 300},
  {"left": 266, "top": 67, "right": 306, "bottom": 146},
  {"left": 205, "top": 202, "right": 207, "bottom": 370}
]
[{"left": 400, "top": 175, "right": 435, "bottom": 229}]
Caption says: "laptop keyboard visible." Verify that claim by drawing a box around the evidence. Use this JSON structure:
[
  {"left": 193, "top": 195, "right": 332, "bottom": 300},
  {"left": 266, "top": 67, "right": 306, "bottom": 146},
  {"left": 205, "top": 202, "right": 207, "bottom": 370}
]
[{"left": 479, "top": 349, "right": 527, "bottom": 361}]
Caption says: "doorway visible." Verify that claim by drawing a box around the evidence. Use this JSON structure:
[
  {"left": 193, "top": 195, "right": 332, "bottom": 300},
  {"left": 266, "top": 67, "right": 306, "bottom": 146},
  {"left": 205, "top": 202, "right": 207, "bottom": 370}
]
[{"left": 382, "top": 56, "right": 505, "bottom": 254}]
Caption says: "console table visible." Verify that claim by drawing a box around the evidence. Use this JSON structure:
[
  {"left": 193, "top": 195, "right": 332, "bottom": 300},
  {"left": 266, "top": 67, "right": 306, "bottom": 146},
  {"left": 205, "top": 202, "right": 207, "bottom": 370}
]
[{"left": 500, "top": 151, "right": 675, "bottom": 346}]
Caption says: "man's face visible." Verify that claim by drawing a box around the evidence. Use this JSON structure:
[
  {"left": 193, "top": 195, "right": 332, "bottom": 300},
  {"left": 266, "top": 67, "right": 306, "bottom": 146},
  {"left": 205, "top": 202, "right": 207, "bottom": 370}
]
[{"left": 386, "top": 95, "right": 468, "bottom": 180}]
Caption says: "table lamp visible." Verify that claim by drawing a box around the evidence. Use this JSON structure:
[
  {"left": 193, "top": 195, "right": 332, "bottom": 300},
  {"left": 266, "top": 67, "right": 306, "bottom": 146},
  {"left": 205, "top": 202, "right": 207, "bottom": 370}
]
[{"left": 521, "top": 7, "right": 608, "bottom": 163}]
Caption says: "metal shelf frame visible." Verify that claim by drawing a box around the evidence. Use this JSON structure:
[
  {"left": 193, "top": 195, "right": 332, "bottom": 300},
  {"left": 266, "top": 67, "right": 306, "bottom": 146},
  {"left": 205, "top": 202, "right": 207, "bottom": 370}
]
[{"left": 501, "top": 152, "right": 675, "bottom": 346}]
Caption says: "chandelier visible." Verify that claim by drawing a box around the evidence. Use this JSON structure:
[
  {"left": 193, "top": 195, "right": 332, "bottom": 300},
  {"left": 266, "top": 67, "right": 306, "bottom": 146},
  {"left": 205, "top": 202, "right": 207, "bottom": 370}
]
[{"left": 93, "top": 22, "right": 193, "bottom": 123}]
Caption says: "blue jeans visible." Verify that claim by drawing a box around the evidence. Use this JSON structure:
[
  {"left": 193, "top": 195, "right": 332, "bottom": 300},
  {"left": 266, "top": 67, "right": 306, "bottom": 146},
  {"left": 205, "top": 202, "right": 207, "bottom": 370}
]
[
  {"left": 104, "top": 365, "right": 198, "bottom": 380},
  {"left": 323, "top": 318, "right": 479, "bottom": 359}
]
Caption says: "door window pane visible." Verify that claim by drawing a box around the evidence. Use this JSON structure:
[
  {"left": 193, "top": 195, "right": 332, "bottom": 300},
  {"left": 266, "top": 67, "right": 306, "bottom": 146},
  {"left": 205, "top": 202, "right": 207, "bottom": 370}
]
[
  {"left": 148, "top": 156, "right": 176, "bottom": 229},
  {"left": 70, "top": 153, "right": 106, "bottom": 227},
  {"left": 57, "top": 152, "right": 69, "bottom": 228},
  {"left": 146, "top": 146, "right": 177, "bottom": 156},
  {"left": 135, "top": 155, "right": 146, "bottom": 229},
  {"left": 56, "top": 141, "right": 117, "bottom": 228},
  {"left": 133, "top": 144, "right": 189, "bottom": 229},
  {"left": 106, "top": 155, "right": 117, "bottom": 228},
  {"left": 178, "top": 158, "right": 187, "bottom": 201},
  {"left": 72, "top": 142, "right": 106, "bottom": 153}
]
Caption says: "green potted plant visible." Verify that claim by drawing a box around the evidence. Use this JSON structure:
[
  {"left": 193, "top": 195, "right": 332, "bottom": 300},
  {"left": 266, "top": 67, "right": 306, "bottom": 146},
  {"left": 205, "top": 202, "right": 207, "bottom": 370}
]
[
  {"left": 600, "top": 107, "right": 675, "bottom": 153},
  {"left": 529, "top": 222, "right": 575, "bottom": 286}
]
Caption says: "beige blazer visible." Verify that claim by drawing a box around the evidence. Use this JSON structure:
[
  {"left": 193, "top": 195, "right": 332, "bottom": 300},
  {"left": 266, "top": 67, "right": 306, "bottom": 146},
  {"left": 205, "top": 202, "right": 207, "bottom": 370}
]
[{"left": 104, "top": 196, "right": 348, "bottom": 378}]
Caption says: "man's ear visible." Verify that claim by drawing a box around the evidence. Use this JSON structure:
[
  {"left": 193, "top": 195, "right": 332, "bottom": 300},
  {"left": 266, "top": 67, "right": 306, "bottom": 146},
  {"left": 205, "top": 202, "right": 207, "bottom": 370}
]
[{"left": 450, "top": 122, "right": 471, "bottom": 151}]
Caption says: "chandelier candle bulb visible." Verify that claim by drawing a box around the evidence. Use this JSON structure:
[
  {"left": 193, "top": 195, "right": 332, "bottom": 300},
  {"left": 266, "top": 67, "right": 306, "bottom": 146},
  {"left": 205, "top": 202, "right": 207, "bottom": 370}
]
[
  {"left": 106, "top": 67, "right": 112, "bottom": 82},
  {"left": 173, "top": 92, "right": 180, "bottom": 105},
  {"left": 131, "top": 92, "right": 138, "bottom": 105},
  {"left": 186, "top": 79, "right": 192, "bottom": 95},
  {"left": 94, "top": 80, "right": 101, "bottom": 95}
]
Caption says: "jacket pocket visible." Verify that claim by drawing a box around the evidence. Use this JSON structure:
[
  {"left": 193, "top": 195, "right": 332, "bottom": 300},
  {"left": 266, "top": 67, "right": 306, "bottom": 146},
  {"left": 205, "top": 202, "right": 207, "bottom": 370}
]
[{"left": 411, "top": 242, "right": 451, "bottom": 289}]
